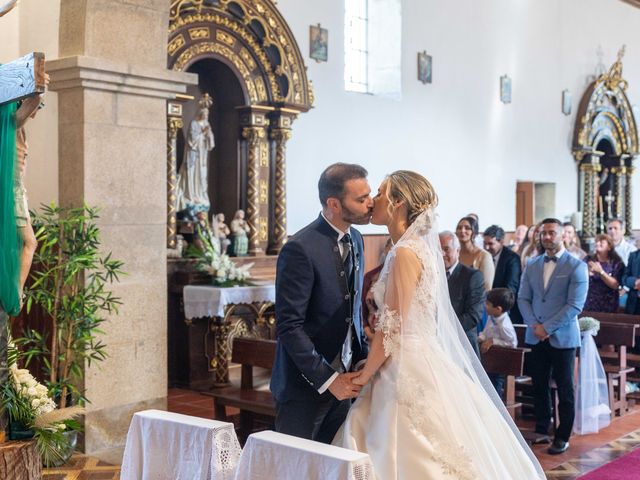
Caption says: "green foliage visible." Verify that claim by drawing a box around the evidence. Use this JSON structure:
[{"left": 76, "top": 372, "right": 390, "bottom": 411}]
[{"left": 15, "top": 204, "right": 124, "bottom": 408}]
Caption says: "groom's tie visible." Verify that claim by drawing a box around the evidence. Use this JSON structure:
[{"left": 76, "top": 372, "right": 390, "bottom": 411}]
[
  {"left": 339, "top": 233, "right": 354, "bottom": 371},
  {"left": 341, "top": 233, "right": 355, "bottom": 287}
]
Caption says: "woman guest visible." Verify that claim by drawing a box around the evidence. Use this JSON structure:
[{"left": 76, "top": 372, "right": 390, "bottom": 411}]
[
  {"left": 521, "top": 223, "right": 543, "bottom": 269},
  {"left": 584, "top": 234, "right": 624, "bottom": 313},
  {"left": 456, "top": 216, "right": 494, "bottom": 291}
]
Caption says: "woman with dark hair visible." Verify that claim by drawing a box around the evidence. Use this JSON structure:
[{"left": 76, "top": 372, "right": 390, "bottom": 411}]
[
  {"left": 583, "top": 234, "right": 624, "bottom": 313},
  {"left": 455, "top": 216, "right": 494, "bottom": 291}
]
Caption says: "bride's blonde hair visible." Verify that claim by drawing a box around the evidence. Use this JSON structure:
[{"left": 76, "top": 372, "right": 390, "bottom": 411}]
[{"left": 384, "top": 170, "right": 438, "bottom": 226}]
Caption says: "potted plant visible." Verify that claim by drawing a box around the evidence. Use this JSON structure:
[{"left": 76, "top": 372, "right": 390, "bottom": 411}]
[
  {"left": 10, "top": 204, "right": 124, "bottom": 465},
  {"left": 1, "top": 341, "right": 83, "bottom": 466}
]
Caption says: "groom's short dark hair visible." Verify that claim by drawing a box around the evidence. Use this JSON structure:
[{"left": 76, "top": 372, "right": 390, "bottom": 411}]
[{"left": 318, "top": 163, "right": 368, "bottom": 206}]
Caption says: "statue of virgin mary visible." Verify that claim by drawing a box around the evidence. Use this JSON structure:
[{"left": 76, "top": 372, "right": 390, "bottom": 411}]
[{"left": 176, "top": 93, "right": 215, "bottom": 216}]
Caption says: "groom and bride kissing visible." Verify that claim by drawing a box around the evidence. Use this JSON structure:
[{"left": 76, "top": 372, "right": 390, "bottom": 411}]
[{"left": 270, "top": 163, "right": 546, "bottom": 479}]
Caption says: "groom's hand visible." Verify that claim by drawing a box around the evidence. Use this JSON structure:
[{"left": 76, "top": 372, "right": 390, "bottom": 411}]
[{"left": 328, "top": 372, "right": 362, "bottom": 400}]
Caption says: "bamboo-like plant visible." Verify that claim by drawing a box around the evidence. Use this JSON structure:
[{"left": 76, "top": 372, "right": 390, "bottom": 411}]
[{"left": 15, "top": 204, "right": 124, "bottom": 408}]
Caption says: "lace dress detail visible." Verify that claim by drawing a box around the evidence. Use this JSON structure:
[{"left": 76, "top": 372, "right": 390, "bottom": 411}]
[{"left": 375, "top": 305, "right": 401, "bottom": 357}]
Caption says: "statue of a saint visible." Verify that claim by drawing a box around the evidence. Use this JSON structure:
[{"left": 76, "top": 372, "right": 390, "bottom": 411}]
[
  {"left": 230, "top": 209, "right": 250, "bottom": 256},
  {"left": 216, "top": 212, "right": 231, "bottom": 254},
  {"left": 176, "top": 93, "right": 215, "bottom": 217},
  {"left": 193, "top": 211, "right": 220, "bottom": 254}
]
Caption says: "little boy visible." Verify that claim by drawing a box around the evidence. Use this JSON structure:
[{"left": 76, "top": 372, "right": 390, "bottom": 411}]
[{"left": 479, "top": 287, "right": 518, "bottom": 398}]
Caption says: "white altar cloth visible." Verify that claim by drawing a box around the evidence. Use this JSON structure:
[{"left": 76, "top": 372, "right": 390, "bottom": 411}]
[
  {"left": 234, "top": 430, "right": 374, "bottom": 480},
  {"left": 183, "top": 284, "right": 275, "bottom": 319},
  {"left": 120, "top": 409, "right": 241, "bottom": 480}
]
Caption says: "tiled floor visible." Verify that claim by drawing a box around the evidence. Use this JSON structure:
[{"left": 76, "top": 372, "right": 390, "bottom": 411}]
[{"left": 41, "top": 387, "right": 640, "bottom": 479}]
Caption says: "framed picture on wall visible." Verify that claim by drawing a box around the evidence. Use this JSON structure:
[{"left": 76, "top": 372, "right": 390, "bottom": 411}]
[
  {"left": 417, "top": 51, "right": 432, "bottom": 84},
  {"left": 562, "top": 89, "right": 572, "bottom": 115},
  {"left": 500, "top": 75, "right": 512, "bottom": 104},
  {"left": 309, "top": 24, "right": 328, "bottom": 62}
]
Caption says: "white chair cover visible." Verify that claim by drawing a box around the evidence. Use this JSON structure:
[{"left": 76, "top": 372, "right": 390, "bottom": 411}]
[
  {"left": 234, "top": 430, "right": 374, "bottom": 480},
  {"left": 574, "top": 329, "right": 611, "bottom": 435},
  {"left": 120, "top": 409, "right": 241, "bottom": 480}
]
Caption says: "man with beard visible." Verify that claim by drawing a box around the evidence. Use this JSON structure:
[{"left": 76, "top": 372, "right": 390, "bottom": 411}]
[
  {"left": 518, "top": 218, "right": 588, "bottom": 455},
  {"left": 270, "top": 163, "right": 372, "bottom": 443}
]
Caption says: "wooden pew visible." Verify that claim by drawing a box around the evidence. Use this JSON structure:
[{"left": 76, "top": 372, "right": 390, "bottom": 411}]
[
  {"left": 592, "top": 322, "right": 638, "bottom": 416},
  {"left": 206, "top": 337, "right": 276, "bottom": 441},
  {"left": 481, "top": 345, "right": 531, "bottom": 419}
]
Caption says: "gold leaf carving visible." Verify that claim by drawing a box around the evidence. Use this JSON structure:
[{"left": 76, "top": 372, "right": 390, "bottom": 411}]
[{"left": 189, "top": 27, "right": 210, "bottom": 40}]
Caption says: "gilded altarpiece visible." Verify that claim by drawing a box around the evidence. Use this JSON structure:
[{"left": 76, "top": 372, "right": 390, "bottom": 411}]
[
  {"left": 166, "top": 0, "right": 313, "bottom": 388},
  {"left": 166, "top": 0, "right": 313, "bottom": 253},
  {"left": 573, "top": 47, "right": 638, "bottom": 245}
]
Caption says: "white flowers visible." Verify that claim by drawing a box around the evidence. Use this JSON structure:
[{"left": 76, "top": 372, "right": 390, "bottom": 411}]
[
  {"left": 10, "top": 364, "right": 57, "bottom": 417},
  {"left": 201, "top": 250, "right": 253, "bottom": 285}
]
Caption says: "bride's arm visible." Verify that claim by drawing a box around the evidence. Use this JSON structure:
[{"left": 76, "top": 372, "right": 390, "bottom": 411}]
[{"left": 354, "top": 247, "right": 422, "bottom": 385}]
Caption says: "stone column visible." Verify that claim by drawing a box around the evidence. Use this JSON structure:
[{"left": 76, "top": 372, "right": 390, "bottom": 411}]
[
  {"left": 239, "top": 106, "right": 270, "bottom": 255},
  {"left": 47, "top": 0, "right": 196, "bottom": 462}
]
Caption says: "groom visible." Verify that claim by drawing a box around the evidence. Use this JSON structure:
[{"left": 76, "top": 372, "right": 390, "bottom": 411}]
[{"left": 270, "top": 163, "right": 372, "bottom": 443}]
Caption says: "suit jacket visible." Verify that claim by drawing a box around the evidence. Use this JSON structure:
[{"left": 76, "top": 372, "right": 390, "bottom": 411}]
[
  {"left": 447, "top": 263, "right": 485, "bottom": 355},
  {"left": 270, "top": 214, "right": 368, "bottom": 403},
  {"left": 623, "top": 250, "right": 640, "bottom": 315},
  {"left": 492, "top": 247, "right": 523, "bottom": 323},
  {"left": 518, "top": 251, "right": 588, "bottom": 348}
]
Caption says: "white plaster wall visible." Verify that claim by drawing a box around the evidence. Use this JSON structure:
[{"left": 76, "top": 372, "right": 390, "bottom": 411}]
[
  {"left": 19, "top": 0, "right": 60, "bottom": 209},
  {"left": 278, "top": 0, "right": 640, "bottom": 233},
  {"left": 0, "top": 0, "right": 60, "bottom": 210},
  {"left": 3, "top": 0, "right": 640, "bottom": 234}
]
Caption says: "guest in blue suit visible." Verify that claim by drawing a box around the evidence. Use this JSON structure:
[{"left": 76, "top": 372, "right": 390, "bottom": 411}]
[
  {"left": 518, "top": 218, "right": 588, "bottom": 455},
  {"left": 270, "top": 163, "right": 372, "bottom": 443}
]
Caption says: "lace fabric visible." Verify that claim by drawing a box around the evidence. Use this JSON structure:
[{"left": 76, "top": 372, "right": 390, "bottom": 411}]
[
  {"left": 211, "top": 427, "right": 243, "bottom": 480},
  {"left": 369, "top": 209, "right": 545, "bottom": 479}
]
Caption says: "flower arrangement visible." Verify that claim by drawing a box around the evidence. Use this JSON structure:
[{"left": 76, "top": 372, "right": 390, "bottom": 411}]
[
  {"left": 2, "top": 344, "right": 84, "bottom": 466},
  {"left": 579, "top": 316, "right": 601, "bottom": 334},
  {"left": 188, "top": 243, "right": 254, "bottom": 287}
]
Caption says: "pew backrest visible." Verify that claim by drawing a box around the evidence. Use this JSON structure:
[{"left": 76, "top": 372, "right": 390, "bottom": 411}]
[{"left": 482, "top": 346, "right": 530, "bottom": 376}]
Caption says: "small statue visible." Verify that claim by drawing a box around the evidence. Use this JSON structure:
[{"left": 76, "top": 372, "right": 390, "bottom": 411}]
[
  {"left": 167, "top": 234, "right": 187, "bottom": 259},
  {"left": 193, "top": 211, "right": 220, "bottom": 254},
  {"left": 216, "top": 212, "right": 231, "bottom": 254},
  {"left": 230, "top": 209, "right": 250, "bottom": 256}
]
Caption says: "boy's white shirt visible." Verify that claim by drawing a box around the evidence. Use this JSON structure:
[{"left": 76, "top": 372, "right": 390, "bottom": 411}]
[{"left": 479, "top": 312, "right": 518, "bottom": 348}]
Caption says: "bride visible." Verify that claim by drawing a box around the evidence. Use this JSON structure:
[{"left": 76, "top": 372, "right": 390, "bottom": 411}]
[{"left": 334, "top": 171, "right": 545, "bottom": 479}]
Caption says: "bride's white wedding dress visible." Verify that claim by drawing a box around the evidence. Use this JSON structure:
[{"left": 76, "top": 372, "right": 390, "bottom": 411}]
[{"left": 334, "top": 210, "right": 545, "bottom": 480}]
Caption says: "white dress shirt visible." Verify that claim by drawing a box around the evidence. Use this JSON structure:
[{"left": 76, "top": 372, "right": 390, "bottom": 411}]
[
  {"left": 615, "top": 240, "right": 637, "bottom": 266},
  {"left": 543, "top": 247, "right": 566, "bottom": 290},
  {"left": 479, "top": 312, "right": 517, "bottom": 347}
]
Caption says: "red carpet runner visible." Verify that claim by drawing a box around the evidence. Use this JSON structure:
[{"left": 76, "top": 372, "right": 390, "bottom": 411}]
[{"left": 578, "top": 447, "right": 640, "bottom": 479}]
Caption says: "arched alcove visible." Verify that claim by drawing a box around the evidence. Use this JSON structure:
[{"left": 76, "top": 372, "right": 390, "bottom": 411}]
[
  {"left": 573, "top": 46, "right": 639, "bottom": 243},
  {"left": 166, "top": 0, "right": 314, "bottom": 255}
]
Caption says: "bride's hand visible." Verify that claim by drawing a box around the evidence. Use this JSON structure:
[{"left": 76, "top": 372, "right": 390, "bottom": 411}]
[
  {"left": 352, "top": 371, "right": 371, "bottom": 386},
  {"left": 364, "top": 325, "right": 375, "bottom": 342}
]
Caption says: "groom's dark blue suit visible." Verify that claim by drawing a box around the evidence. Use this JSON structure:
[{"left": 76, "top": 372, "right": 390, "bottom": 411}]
[{"left": 270, "top": 214, "right": 368, "bottom": 442}]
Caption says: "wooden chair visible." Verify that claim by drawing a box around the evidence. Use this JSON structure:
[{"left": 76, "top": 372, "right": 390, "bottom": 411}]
[{"left": 207, "top": 337, "right": 277, "bottom": 441}]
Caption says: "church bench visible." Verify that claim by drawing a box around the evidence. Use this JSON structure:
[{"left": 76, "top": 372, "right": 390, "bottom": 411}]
[
  {"left": 206, "top": 337, "right": 276, "bottom": 441},
  {"left": 594, "top": 322, "right": 639, "bottom": 417},
  {"left": 481, "top": 345, "right": 531, "bottom": 420}
]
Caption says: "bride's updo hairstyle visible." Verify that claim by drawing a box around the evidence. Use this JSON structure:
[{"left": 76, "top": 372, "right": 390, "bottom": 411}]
[{"left": 384, "top": 170, "right": 438, "bottom": 226}]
